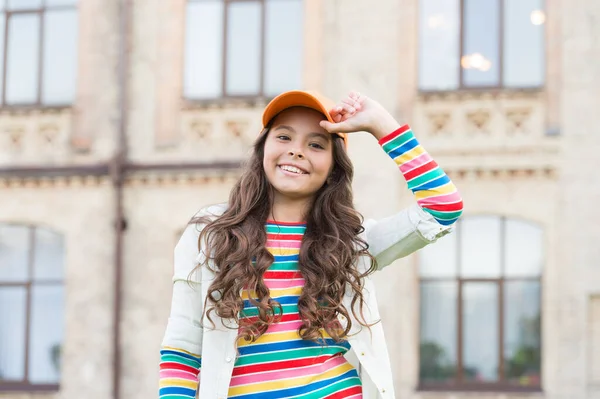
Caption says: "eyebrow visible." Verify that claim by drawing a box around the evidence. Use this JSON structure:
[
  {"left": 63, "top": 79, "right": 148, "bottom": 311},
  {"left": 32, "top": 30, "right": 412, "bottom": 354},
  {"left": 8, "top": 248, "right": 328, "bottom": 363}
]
[{"left": 273, "top": 125, "right": 331, "bottom": 141}]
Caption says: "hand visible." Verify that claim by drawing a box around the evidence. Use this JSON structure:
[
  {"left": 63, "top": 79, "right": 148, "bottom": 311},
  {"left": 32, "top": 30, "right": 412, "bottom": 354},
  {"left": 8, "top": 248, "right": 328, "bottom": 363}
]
[{"left": 319, "top": 91, "right": 402, "bottom": 140}]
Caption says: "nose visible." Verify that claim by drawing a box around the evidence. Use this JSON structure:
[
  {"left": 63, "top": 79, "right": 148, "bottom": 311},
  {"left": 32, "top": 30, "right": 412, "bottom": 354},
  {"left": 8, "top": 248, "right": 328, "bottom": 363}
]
[{"left": 288, "top": 150, "right": 304, "bottom": 159}]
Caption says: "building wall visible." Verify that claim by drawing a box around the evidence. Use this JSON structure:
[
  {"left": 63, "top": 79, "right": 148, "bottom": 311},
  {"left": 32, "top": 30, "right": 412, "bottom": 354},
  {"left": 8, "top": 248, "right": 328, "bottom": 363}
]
[{"left": 1, "top": 0, "right": 599, "bottom": 398}]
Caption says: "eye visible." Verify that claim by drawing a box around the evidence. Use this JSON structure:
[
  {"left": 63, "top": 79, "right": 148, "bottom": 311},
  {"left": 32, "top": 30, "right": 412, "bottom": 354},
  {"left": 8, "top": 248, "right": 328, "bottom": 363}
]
[
  {"left": 309, "top": 142, "right": 325, "bottom": 150},
  {"left": 276, "top": 135, "right": 290, "bottom": 141}
]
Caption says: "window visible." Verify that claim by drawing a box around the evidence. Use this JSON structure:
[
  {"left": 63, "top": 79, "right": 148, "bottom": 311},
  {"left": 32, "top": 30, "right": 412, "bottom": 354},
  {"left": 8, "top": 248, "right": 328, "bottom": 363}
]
[
  {"left": 184, "top": 0, "right": 303, "bottom": 100},
  {"left": 0, "top": 224, "right": 65, "bottom": 390},
  {"left": 418, "top": 0, "right": 545, "bottom": 90},
  {"left": 0, "top": 0, "right": 79, "bottom": 107},
  {"left": 419, "top": 216, "right": 542, "bottom": 390}
]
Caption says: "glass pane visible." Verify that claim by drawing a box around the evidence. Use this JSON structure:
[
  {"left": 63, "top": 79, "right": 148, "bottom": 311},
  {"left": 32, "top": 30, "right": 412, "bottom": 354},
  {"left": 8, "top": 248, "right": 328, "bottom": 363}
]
[
  {"left": 505, "top": 219, "right": 543, "bottom": 277},
  {"left": 0, "top": 16, "right": 5, "bottom": 98},
  {"left": 264, "top": 0, "right": 302, "bottom": 96},
  {"left": 7, "top": 0, "right": 41, "bottom": 9},
  {"left": 45, "top": 0, "right": 78, "bottom": 6},
  {"left": 504, "top": 281, "right": 541, "bottom": 386},
  {"left": 504, "top": 0, "right": 545, "bottom": 87},
  {"left": 0, "top": 287, "right": 27, "bottom": 380},
  {"left": 419, "top": 230, "right": 457, "bottom": 277},
  {"left": 6, "top": 13, "right": 41, "bottom": 104},
  {"left": 226, "top": 1, "right": 261, "bottom": 95},
  {"left": 33, "top": 227, "right": 64, "bottom": 280},
  {"left": 184, "top": 0, "right": 224, "bottom": 99},
  {"left": 460, "top": 216, "right": 502, "bottom": 277},
  {"left": 29, "top": 285, "right": 64, "bottom": 383},
  {"left": 462, "top": 282, "right": 499, "bottom": 381},
  {"left": 418, "top": 0, "right": 460, "bottom": 90},
  {"left": 462, "top": 0, "right": 500, "bottom": 87},
  {"left": 42, "top": 9, "right": 78, "bottom": 105},
  {"left": 420, "top": 282, "right": 458, "bottom": 382},
  {"left": 0, "top": 225, "right": 30, "bottom": 282}
]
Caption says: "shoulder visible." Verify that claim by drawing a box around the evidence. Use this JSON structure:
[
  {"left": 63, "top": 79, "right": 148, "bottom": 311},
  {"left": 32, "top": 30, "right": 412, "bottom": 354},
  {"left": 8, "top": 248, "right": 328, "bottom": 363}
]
[
  {"left": 191, "top": 202, "right": 229, "bottom": 222},
  {"left": 178, "top": 202, "right": 229, "bottom": 244}
]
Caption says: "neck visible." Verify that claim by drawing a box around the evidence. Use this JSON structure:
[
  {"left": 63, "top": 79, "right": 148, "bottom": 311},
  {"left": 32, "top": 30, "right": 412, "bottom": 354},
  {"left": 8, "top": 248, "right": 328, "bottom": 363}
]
[{"left": 269, "top": 194, "right": 312, "bottom": 223}]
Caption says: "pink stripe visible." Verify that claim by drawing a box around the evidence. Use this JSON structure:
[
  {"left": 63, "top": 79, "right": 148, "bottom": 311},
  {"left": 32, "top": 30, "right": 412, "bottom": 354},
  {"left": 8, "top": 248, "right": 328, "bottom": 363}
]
[
  {"left": 264, "top": 278, "right": 305, "bottom": 289},
  {"left": 399, "top": 152, "right": 433, "bottom": 173},
  {"left": 229, "top": 355, "right": 347, "bottom": 386},
  {"left": 263, "top": 320, "right": 303, "bottom": 333},
  {"left": 417, "top": 191, "right": 461, "bottom": 207},
  {"left": 266, "top": 239, "right": 302, "bottom": 249},
  {"left": 347, "top": 395, "right": 362, "bottom": 399},
  {"left": 159, "top": 369, "right": 198, "bottom": 380}
]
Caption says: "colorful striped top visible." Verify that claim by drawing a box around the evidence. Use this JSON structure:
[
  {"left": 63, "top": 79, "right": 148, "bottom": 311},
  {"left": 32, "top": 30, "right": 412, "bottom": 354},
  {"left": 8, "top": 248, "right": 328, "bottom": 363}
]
[
  {"left": 228, "top": 221, "right": 362, "bottom": 398},
  {"left": 159, "top": 125, "right": 462, "bottom": 398}
]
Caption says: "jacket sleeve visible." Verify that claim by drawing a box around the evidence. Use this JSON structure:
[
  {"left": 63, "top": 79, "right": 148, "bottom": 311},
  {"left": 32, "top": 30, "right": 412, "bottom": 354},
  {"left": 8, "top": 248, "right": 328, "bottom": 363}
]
[
  {"left": 159, "top": 221, "right": 205, "bottom": 398},
  {"left": 365, "top": 125, "right": 463, "bottom": 270}
]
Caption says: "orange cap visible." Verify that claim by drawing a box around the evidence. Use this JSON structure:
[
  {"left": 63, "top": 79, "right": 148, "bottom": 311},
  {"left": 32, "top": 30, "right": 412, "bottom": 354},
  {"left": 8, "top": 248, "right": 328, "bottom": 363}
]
[{"left": 262, "top": 90, "right": 348, "bottom": 147}]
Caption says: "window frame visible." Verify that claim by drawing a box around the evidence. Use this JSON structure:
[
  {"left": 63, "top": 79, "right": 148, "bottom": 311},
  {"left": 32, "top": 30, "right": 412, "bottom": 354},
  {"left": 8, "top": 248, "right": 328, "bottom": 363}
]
[
  {"left": 183, "top": 0, "right": 303, "bottom": 103},
  {"left": 417, "top": 216, "right": 543, "bottom": 392},
  {"left": 0, "top": 223, "right": 63, "bottom": 392},
  {"left": 418, "top": 0, "right": 547, "bottom": 93},
  {"left": 0, "top": 0, "right": 78, "bottom": 109}
]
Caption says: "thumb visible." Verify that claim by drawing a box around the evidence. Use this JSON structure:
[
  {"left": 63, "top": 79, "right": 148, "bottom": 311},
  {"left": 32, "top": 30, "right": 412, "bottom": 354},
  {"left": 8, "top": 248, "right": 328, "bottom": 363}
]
[{"left": 320, "top": 120, "right": 354, "bottom": 134}]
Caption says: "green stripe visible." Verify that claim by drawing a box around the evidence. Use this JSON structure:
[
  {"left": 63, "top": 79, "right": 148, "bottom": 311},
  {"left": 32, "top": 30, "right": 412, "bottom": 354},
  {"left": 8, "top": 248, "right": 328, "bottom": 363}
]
[
  {"left": 266, "top": 225, "right": 306, "bottom": 234},
  {"left": 407, "top": 167, "right": 444, "bottom": 190},
  {"left": 160, "top": 354, "right": 201, "bottom": 368},
  {"left": 293, "top": 376, "right": 362, "bottom": 399},
  {"left": 423, "top": 208, "right": 463, "bottom": 221},
  {"left": 234, "top": 346, "right": 346, "bottom": 366},
  {"left": 382, "top": 129, "right": 414, "bottom": 153},
  {"left": 241, "top": 304, "right": 298, "bottom": 317},
  {"left": 268, "top": 262, "right": 299, "bottom": 271}
]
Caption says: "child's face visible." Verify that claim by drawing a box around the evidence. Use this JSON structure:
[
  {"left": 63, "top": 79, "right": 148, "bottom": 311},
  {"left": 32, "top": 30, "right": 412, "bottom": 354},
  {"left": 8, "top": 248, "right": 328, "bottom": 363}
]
[{"left": 263, "top": 107, "right": 335, "bottom": 203}]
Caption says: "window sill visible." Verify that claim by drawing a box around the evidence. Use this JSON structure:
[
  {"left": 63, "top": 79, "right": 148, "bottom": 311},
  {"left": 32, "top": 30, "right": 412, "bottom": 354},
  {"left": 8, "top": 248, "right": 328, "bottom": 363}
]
[
  {"left": 182, "top": 95, "right": 276, "bottom": 110},
  {"left": 0, "top": 382, "right": 59, "bottom": 393},
  {"left": 417, "top": 87, "right": 544, "bottom": 102},
  {"left": 417, "top": 383, "right": 543, "bottom": 394},
  {"left": 0, "top": 104, "right": 72, "bottom": 115}
]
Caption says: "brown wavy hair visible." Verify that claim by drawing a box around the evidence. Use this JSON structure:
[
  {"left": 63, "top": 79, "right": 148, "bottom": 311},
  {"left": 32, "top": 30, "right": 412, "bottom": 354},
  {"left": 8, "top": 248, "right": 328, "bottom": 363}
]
[{"left": 191, "top": 125, "right": 377, "bottom": 344}]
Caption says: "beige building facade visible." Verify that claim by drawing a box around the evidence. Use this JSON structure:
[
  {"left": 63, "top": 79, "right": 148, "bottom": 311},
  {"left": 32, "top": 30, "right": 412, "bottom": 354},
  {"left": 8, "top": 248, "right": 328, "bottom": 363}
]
[{"left": 0, "top": 0, "right": 599, "bottom": 398}]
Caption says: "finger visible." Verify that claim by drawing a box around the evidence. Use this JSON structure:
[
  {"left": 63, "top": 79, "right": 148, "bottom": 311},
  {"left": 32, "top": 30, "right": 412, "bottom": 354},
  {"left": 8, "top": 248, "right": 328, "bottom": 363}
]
[
  {"left": 337, "top": 102, "right": 356, "bottom": 115},
  {"left": 320, "top": 119, "right": 356, "bottom": 134},
  {"left": 329, "top": 105, "right": 343, "bottom": 119},
  {"left": 342, "top": 98, "right": 360, "bottom": 110},
  {"left": 346, "top": 92, "right": 363, "bottom": 110}
]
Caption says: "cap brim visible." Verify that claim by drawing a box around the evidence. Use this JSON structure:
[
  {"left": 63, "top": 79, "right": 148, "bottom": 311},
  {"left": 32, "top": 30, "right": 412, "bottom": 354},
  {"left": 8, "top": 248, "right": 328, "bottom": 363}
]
[{"left": 262, "top": 90, "right": 335, "bottom": 127}]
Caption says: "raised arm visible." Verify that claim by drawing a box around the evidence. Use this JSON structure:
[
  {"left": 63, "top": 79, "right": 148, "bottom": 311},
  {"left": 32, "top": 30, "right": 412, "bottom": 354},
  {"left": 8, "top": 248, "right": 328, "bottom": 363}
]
[{"left": 320, "top": 92, "right": 463, "bottom": 269}]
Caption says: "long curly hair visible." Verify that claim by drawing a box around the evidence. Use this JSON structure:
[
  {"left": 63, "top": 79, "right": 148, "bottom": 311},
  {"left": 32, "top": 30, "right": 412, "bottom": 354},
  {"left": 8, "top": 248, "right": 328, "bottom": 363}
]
[{"left": 191, "top": 125, "right": 378, "bottom": 344}]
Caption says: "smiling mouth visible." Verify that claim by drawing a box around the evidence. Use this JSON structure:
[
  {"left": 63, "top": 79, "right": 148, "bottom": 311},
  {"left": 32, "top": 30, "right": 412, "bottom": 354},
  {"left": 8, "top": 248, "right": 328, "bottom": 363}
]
[{"left": 278, "top": 165, "right": 308, "bottom": 175}]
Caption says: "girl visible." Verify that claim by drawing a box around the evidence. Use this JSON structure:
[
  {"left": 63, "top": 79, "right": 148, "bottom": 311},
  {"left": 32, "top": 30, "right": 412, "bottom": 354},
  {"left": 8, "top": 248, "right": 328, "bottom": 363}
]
[{"left": 159, "top": 90, "right": 463, "bottom": 399}]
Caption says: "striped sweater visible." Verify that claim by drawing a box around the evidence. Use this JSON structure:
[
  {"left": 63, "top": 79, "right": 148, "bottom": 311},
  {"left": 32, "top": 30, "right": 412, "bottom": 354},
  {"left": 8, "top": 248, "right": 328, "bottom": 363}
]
[
  {"left": 159, "top": 125, "right": 462, "bottom": 398},
  {"left": 379, "top": 125, "right": 462, "bottom": 225}
]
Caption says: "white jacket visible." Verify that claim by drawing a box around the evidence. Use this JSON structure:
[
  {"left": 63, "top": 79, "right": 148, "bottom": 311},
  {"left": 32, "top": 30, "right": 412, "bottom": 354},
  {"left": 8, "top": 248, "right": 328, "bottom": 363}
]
[{"left": 162, "top": 203, "right": 452, "bottom": 399}]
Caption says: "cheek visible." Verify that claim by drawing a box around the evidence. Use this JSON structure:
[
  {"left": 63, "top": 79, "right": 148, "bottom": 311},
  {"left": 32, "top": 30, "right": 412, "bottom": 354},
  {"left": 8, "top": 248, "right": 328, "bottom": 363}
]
[
  {"left": 262, "top": 143, "right": 278, "bottom": 166},
  {"left": 313, "top": 154, "right": 334, "bottom": 177}
]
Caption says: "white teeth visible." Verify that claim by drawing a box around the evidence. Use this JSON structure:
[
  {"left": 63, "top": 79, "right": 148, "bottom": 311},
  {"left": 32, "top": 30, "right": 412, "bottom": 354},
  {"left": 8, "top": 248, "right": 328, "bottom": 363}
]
[{"left": 280, "top": 165, "right": 305, "bottom": 174}]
